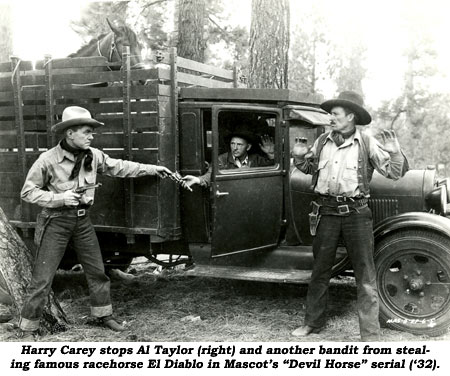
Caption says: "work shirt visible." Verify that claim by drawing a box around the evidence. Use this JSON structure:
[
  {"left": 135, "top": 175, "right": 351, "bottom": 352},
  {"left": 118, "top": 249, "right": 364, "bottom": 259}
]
[
  {"left": 295, "top": 129, "right": 405, "bottom": 197},
  {"left": 233, "top": 155, "right": 249, "bottom": 168},
  {"left": 21, "top": 143, "right": 158, "bottom": 208}
]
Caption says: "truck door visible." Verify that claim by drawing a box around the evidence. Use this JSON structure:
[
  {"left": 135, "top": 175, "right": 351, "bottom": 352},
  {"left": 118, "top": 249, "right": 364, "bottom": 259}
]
[{"left": 210, "top": 105, "right": 284, "bottom": 257}]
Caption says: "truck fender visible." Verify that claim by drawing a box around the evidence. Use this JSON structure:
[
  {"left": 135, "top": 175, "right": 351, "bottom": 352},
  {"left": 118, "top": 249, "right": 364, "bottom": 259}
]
[{"left": 374, "top": 211, "right": 450, "bottom": 241}]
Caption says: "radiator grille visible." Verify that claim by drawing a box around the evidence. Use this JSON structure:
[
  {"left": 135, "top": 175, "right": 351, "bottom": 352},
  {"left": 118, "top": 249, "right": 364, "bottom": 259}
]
[{"left": 368, "top": 198, "right": 399, "bottom": 225}]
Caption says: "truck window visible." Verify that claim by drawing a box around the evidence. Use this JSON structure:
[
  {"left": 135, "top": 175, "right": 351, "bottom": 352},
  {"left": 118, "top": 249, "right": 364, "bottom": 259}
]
[{"left": 217, "top": 110, "right": 277, "bottom": 172}]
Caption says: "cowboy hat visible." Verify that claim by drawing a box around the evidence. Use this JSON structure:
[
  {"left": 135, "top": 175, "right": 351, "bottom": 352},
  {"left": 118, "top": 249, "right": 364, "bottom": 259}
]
[
  {"left": 51, "top": 106, "right": 104, "bottom": 134},
  {"left": 224, "top": 130, "right": 257, "bottom": 145},
  {"left": 320, "top": 91, "right": 372, "bottom": 125}
]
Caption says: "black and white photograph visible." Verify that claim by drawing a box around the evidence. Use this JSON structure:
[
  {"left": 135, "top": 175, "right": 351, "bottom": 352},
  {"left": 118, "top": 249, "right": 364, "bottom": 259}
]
[{"left": 0, "top": 0, "right": 449, "bottom": 374}]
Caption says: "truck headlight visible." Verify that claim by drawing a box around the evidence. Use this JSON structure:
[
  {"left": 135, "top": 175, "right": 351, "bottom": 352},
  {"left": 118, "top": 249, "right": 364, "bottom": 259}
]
[{"left": 425, "top": 185, "right": 447, "bottom": 214}]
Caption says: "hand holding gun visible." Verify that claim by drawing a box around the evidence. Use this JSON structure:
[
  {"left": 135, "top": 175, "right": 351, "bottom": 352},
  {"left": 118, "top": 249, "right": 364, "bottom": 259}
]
[
  {"left": 168, "top": 171, "right": 193, "bottom": 192},
  {"left": 74, "top": 183, "right": 103, "bottom": 196}
]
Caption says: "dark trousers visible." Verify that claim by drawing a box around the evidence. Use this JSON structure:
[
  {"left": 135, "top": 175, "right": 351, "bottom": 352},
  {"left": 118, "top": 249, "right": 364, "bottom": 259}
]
[
  {"left": 304, "top": 206, "right": 381, "bottom": 341},
  {"left": 19, "top": 213, "right": 111, "bottom": 331}
]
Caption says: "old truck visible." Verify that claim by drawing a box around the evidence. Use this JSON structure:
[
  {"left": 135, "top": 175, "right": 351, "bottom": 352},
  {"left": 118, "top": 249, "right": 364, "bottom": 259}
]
[{"left": 1, "top": 48, "right": 449, "bottom": 337}]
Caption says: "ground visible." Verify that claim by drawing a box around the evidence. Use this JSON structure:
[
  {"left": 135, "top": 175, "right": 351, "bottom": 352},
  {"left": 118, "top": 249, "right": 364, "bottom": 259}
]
[{"left": 0, "top": 257, "right": 449, "bottom": 342}]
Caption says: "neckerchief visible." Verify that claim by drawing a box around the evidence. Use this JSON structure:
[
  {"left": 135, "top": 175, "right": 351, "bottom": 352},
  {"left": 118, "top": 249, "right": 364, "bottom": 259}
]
[
  {"left": 60, "top": 139, "right": 93, "bottom": 179},
  {"left": 330, "top": 127, "right": 356, "bottom": 147}
]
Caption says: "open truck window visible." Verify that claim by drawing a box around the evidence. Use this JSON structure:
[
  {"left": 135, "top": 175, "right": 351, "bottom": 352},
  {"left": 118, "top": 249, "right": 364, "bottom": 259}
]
[{"left": 217, "top": 110, "right": 278, "bottom": 173}]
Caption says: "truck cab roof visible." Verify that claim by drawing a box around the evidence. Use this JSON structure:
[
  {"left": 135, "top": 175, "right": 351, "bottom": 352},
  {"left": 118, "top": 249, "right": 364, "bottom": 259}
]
[{"left": 179, "top": 87, "right": 324, "bottom": 106}]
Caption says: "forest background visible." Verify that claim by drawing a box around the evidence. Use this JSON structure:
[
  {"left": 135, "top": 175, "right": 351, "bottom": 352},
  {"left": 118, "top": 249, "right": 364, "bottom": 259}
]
[{"left": 1, "top": 0, "right": 450, "bottom": 171}]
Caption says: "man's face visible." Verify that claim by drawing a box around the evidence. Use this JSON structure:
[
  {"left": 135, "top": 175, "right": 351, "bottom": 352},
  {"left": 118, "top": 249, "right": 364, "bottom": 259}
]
[
  {"left": 330, "top": 106, "right": 355, "bottom": 133},
  {"left": 67, "top": 125, "right": 94, "bottom": 150},
  {"left": 230, "top": 136, "right": 251, "bottom": 160}
]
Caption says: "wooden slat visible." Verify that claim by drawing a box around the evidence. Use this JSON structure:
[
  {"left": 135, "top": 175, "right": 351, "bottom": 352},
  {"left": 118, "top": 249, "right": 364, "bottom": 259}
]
[
  {"left": 35, "top": 56, "right": 108, "bottom": 70},
  {"left": 0, "top": 131, "right": 47, "bottom": 149},
  {"left": 130, "top": 67, "right": 171, "bottom": 81},
  {"left": 0, "top": 62, "right": 12, "bottom": 73},
  {"left": 53, "top": 100, "right": 159, "bottom": 115},
  {"left": 0, "top": 106, "right": 15, "bottom": 116},
  {"left": 177, "top": 56, "right": 234, "bottom": 81},
  {"left": 90, "top": 132, "right": 158, "bottom": 149},
  {"left": 177, "top": 71, "right": 234, "bottom": 88},
  {"left": 0, "top": 120, "right": 47, "bottom": 132},
  {"left": 51, "top": 84, "right": 170, "bottom": 100},
  {"left": 95, "top": 114, "right": 169, "bottom": 131},
  {"left": 0, "top": 75, "right": 45, "bottom": 88},
  {"left": 0, "top": 91, "right": 13, "bottom": 100},
  {"left": 51, "top": 71, "right": 121, "bottom": 85}
]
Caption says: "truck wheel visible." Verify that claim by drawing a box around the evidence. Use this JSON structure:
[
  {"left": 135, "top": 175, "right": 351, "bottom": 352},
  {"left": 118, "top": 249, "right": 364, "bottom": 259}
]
[{"left": 375, "top": 229, "right": 450, "bottom": 336}]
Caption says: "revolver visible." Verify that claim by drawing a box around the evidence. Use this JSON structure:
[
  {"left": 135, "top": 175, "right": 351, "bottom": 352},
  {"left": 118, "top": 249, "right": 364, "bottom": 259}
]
[{"left": 74, "top": 183, "right": 102, "bottom": 195}]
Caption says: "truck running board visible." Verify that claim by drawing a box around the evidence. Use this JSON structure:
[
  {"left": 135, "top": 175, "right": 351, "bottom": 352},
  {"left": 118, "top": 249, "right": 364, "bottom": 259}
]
[{"left": 184, "top": 265, "right": 312, "bottom": 284}]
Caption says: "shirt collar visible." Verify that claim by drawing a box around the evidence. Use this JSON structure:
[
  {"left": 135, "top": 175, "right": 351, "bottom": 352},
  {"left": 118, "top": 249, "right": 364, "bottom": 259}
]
[
  {"left": 235, "top": 155, "right": 248, "bottom": 166},
  {"left": 56, "top": 142, "right": 76, "bottom": 163}
]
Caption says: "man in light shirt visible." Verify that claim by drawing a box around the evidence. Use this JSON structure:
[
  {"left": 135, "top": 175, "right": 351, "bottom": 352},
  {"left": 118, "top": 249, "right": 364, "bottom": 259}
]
[
  {"left": 19, "top": 106, "right": 173, "bottom": 338},
  {"left": 291, "top": 91, "right": 408, "bottom": 341}
]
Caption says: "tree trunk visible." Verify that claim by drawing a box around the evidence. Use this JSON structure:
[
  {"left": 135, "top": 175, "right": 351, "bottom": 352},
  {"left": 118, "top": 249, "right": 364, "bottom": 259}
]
[
  {"left": 0, "top": 206, "right": 67, "bottom": 333},
  {"left": 249, "top": 0, "right": 290, "bottom": 88},
  {"left": 177, "top": 0, "right": 206, "bottom": 62},
  {"left": 0, "top": 4, "right": 13, "bottom": 62}
]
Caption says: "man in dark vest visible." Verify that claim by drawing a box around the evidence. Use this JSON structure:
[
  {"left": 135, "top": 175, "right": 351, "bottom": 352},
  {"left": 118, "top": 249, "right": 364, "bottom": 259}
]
[
  {"left": 291, "top": 91, "right": 408, "bottom": 341},
  {"left": 19, "top": 106, "right": 173, "bottom": 338}
]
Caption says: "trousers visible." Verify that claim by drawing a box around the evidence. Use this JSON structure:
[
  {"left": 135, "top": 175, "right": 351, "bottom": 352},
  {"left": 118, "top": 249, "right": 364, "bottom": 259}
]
[
  {"left": 19, "top": 212, "right": 112, "bottom": 331},
  {"left": 304, "top": 206, "right": 381, "bottom": 341}
]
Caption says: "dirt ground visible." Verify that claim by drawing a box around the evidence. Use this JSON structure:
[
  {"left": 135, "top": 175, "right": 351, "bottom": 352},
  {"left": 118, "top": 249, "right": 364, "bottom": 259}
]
[{"left": 1, "top": 257, "right": 449, "bottom": 342}]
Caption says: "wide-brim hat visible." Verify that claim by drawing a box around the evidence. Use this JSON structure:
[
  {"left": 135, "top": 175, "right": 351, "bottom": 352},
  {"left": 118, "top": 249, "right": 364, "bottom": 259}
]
[
  {"left": 224, "top": 130, "right": 257, "bottom": 145},
  {"left": 51, "top": 106, "right": 104, "bottom": 134},
  {"left": 320, "top": 91, "right": 372, "bottom": 125}
]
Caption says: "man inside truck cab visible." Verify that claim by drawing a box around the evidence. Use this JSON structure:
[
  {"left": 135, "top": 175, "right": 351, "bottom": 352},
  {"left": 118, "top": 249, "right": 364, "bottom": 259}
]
[
  {"left": 291, "top": 91, "right": 408, "bottom": 341},
  {"left": 181, "top": 130, "right": 275, "bottom": 188},
  {"left": 18, "top": 106, "right": 173, "bottom": 339}
]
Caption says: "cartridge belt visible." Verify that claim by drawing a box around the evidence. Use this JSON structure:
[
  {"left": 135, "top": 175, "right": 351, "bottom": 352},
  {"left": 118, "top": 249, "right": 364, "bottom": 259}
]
[{"left": 318, "top": 196, "right": 368, "bottom": 215}]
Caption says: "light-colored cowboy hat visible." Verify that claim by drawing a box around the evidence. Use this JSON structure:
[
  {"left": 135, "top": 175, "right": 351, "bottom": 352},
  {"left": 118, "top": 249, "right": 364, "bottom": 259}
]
[
  {"left": 320, "top": 91, "right": 372, "bottom": 126},
  {"left": 51, "top": 106, "right": 104, "bottom": 134}
]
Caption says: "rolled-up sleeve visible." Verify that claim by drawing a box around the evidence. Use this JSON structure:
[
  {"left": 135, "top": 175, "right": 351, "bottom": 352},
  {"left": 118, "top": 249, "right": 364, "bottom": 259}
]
[
  {"left": 368, "top": 137, "right": 406, "bottom": 180},
  {"left": 96, "top": 150, "right": 158, "bottom": 177},
  {"left": 21, "top": 160, "right": 65, "bottom": 208}
]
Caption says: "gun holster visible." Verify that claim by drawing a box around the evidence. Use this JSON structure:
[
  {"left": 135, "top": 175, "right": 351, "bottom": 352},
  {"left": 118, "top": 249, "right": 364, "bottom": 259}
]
[
  {"left": 34, "top": 210, "right": 60, "bottom": 249},
  {"left": 309, "top": 201, "right": 322, "bottom": 236}
]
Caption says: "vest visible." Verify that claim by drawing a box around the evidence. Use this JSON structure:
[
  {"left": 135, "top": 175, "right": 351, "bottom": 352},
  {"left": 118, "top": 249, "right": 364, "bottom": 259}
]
[{"left": 311, "top": 131, "right": 373, "bottom": 196}]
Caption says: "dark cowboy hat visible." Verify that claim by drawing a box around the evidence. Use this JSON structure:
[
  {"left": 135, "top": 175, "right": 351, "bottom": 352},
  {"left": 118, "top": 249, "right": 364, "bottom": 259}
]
[
  {"left": 320, "top": 91, "right": 372, "bottom": 126},
  {"left": 51, "top": 106, "right": 104, "bottom": 134},
  {"left": 224, "top": 130, "right": 257, "bottom": 145}
]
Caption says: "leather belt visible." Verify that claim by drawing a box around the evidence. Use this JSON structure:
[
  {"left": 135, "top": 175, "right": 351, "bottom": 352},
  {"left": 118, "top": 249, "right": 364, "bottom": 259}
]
[
  {"left": 318, "top": 196, "right": 368, "bottom": 215},
  {"left": 45, "top": 205, "right": 91, "bottom": 217}
]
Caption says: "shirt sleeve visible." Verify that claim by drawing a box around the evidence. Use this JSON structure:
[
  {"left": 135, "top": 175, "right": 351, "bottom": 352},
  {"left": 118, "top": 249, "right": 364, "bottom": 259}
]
[
  {"left": 367, "top": 136, "right": 406, "bottom": 180},
  {"left": 96, "top": 150, "right": 158, "bottom": 177},
  {"left": 21, "top": 159, "right": 65, "bottom": 208},
  {"left": 197, "top": 168, "right": 211, "bottom": 187},
  {"left": 293, "top": 139, "right": 318, "bottom": 175}
]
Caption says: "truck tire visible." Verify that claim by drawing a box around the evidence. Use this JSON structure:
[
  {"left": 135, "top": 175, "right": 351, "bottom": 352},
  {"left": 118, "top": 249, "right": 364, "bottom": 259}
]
[{"left": 375, "top": 229, "right": 450, "bottom": 336}]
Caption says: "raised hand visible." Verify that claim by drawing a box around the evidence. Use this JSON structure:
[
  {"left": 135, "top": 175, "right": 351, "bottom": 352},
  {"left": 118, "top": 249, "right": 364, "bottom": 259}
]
[
  {"left": 292, "top": 137, "right": 313, "bottom": 159},
  {"left": 379, "top": 130, "right": 401, "bottom": 154},
  {"left": 259, "top": 135, "right": 275, "bottom": 159}
]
